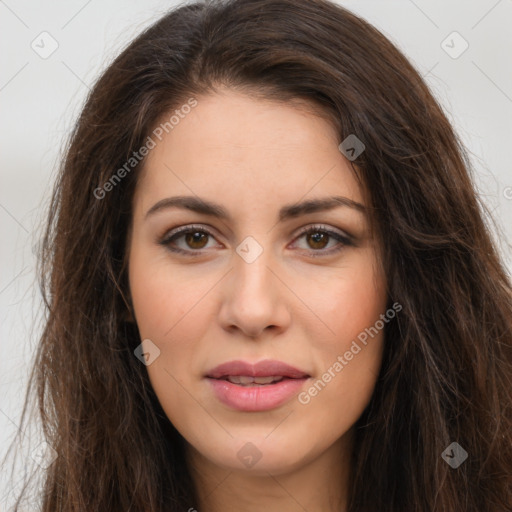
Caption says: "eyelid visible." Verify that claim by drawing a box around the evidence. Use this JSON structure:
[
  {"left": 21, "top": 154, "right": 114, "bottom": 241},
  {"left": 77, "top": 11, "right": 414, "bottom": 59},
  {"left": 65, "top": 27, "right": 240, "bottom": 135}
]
[
  {"left": 292, "top": 223, "right": 353, "bottom": 243},
  {"left": 159, "top": 223, "right": 223, "bottom": 249},
  {"left": 162, "top": 223, "right": 219, "bottom": 238}
]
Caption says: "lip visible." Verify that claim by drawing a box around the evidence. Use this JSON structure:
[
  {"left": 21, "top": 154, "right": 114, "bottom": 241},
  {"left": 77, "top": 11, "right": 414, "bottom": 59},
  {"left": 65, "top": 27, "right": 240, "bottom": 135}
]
[
  {"left": 205, "top": 359, "right": 310, "bottom": 412},
  {"left": 206, "top": 359, "right": 309, "bottom": 379}
]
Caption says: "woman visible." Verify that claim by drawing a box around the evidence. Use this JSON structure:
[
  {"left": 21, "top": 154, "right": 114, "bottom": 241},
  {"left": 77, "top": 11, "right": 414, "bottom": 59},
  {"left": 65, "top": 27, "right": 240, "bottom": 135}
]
[{"left": 7, "top": 0, "right": 512, "bottom": 510}]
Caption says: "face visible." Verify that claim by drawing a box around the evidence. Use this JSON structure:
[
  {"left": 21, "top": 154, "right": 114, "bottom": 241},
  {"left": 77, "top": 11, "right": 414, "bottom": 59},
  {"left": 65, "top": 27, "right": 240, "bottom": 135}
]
[{"left": 128, "top": 89, "right": 388, "bottom": 477}]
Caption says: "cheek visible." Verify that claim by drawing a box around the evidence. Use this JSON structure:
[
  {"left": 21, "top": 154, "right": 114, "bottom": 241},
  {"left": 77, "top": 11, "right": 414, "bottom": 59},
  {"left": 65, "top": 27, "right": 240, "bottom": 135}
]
[
  {"left": 297, "top": 253, "right": 387, "bottom": 411},
  {"left": 304, "top": 252, "right": 387, "bottom": 350},
  {"left": 128, "top": 244, "right": 208, "bottom": 339},
  {"left": 128, "top": 253, "right": 209, "bottom": 436},
  {"left": 128, "top": 247, "right": 213, "bottom": 388}
]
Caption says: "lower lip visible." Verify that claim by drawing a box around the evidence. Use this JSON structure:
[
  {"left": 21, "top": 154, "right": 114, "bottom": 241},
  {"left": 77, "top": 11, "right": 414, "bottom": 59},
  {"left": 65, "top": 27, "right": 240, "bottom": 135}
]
[{"left": 206, "top": 377, "right": 309, "bottom": 412}]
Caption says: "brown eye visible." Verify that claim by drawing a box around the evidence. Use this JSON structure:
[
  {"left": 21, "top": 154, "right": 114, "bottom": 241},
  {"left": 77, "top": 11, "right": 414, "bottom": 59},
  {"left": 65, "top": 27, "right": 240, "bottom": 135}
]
[
  {"left": 293, "top": 225, "right": 353, "bottom": 257},
  {"left": 159, "top": 225, "right": 220, "bottom": 255},
  {"left": 184, "top": 231, "right": 209, "bottom": 249},
  {"left": 306, "top": 231, "right": 329, "bottom": 250}
]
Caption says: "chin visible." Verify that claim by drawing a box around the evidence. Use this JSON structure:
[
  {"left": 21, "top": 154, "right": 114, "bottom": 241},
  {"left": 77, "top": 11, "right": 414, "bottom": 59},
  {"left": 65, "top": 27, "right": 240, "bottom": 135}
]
[{"left": 196, "top": 432, "right": 315, "bottom": 476}]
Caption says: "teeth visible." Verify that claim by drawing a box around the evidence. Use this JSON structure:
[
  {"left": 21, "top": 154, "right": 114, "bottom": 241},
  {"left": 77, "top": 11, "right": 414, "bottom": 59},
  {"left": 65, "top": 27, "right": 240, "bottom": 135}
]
[{"left": 226, "top": 375, "right": 284, "bottom": 385}]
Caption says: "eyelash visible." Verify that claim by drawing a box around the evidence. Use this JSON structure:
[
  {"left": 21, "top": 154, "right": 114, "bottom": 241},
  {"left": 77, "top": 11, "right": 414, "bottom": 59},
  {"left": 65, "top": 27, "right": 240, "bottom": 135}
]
[{"left": 158, "top": 224, "right": 354, "bottom": 257}]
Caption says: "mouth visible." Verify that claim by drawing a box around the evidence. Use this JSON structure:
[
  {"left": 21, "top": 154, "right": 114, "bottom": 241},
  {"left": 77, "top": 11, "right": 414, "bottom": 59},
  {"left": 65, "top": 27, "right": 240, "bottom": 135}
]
[
  {"left": 216, "top": 375, "right": 292, "bottom": 386},
  {"left": 205, "top": 359, "right": 310, "bottom": 411},
  {"left": 206, "top": 359, "right": 310, "bottom": 380}
]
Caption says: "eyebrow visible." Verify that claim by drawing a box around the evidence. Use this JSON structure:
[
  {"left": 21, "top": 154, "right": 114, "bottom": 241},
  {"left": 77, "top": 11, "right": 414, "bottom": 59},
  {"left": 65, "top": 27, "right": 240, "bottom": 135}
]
[{"left": 145, "top": 195, "right": 366, "bottom": 222}]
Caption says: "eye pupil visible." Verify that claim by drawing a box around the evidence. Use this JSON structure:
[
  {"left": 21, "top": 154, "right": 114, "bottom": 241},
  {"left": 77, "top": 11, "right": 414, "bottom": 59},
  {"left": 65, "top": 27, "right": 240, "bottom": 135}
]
[
  {"left": 185, "top": 231, "right": 208, "bottom": 249},
  {"left": 307, "top": 231, "right": 328, "bottom": 249}
]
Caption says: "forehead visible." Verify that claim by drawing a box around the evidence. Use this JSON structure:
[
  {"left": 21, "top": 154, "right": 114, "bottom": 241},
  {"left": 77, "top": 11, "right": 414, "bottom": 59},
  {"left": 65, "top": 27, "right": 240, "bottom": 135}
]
[{"left": 134, "top": 90, "right": 364, "bottom": 213}]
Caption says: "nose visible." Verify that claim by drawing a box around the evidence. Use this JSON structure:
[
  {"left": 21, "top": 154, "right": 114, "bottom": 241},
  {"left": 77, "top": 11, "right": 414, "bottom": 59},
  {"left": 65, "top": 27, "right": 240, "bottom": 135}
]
[{"left": 218, "top": 247, "right": 291, "bottom": 339}]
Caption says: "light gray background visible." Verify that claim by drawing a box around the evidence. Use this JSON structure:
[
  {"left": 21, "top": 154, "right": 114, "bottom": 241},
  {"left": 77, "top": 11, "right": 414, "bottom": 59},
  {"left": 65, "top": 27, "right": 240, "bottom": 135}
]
[{"left": 1, "top": 0, "right": 511, "bottom": 507}]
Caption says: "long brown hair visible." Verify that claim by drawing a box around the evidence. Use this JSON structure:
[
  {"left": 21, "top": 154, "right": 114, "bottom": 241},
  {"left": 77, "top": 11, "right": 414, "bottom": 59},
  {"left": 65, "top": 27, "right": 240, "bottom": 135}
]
[{"left": 6, "top": 0, "right": 512, "bottom": 510}]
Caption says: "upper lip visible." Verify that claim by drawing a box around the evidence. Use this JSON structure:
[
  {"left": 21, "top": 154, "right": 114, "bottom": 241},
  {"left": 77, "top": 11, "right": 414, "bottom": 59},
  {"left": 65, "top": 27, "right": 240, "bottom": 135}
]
[{"left": 206, "top": 359, "right": 310, "bottom": 379}]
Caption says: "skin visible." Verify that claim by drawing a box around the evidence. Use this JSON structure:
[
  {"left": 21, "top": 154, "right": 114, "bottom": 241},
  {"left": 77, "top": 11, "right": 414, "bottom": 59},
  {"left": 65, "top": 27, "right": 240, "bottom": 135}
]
[{"left": 128, "top": 88, "right": 388, "bottom": 512}]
